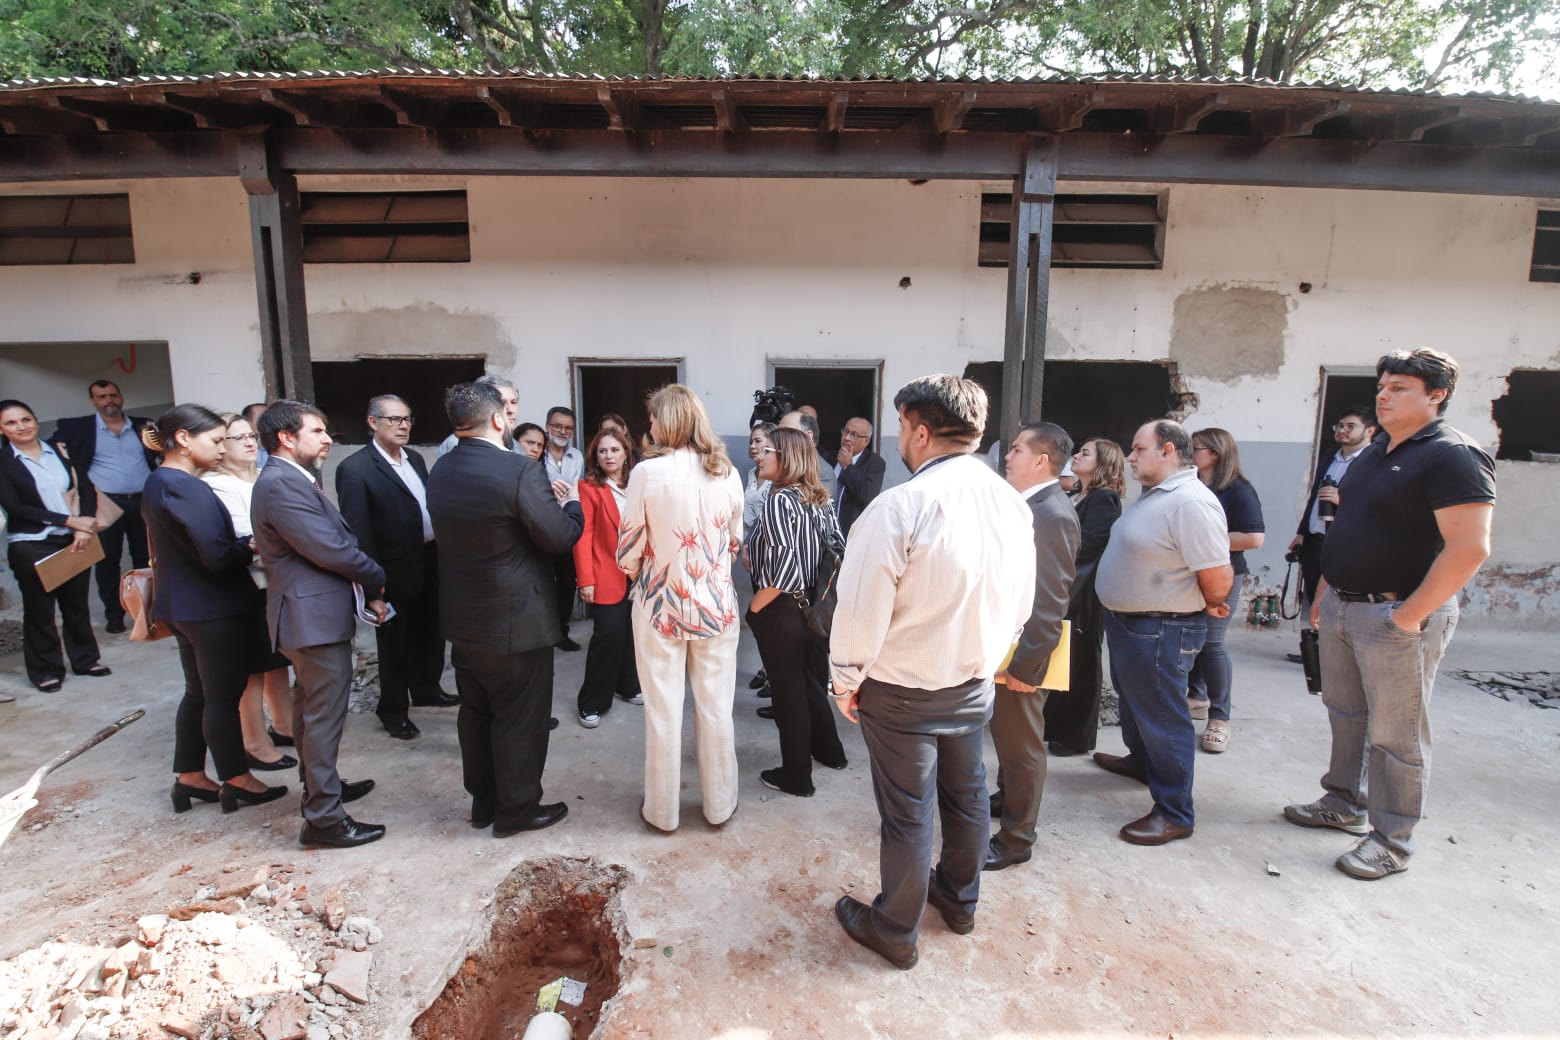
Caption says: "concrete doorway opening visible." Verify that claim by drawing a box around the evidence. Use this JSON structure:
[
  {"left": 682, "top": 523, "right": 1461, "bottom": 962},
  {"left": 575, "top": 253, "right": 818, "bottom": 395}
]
[
  {"left": 572, "top": 360, "right": 682, "bottom": 448},
  {"left": 768, "top": 362, "right": 882, "bottom": 456},
  {"left": 1312, "top": 366, "right": 1378, "bottom": 467},
  {"left": 411, "top": 857, "right": 629, "bottom": 1040}
]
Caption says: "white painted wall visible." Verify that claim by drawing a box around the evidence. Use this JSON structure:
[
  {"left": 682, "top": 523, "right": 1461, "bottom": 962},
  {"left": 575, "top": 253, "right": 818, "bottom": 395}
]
[{"left": 2, "top": 174, "right": 1556, "bottom": 619}]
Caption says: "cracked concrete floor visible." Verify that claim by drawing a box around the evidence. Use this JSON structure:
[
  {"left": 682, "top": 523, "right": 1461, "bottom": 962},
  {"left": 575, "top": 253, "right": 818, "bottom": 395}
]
[{"left": 1, "top": 608, "right": 1557, "bottom": 1038}]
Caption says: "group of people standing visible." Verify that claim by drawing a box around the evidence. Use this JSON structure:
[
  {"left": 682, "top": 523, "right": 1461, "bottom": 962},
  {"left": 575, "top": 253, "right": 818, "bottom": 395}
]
[{"left": 0, "top": 345, "right": 1496, "bottom": 968}]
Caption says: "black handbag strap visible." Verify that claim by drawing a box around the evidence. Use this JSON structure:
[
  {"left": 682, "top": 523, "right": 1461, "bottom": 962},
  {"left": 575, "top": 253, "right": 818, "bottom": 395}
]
[{"left": 1279, "top": 558, "right": 1300, "bottom": 620}]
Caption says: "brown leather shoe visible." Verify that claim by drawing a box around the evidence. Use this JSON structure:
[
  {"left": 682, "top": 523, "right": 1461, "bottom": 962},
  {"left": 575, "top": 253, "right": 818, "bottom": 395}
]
[
  {"left": 1092, "top": 752, "right": 1147, "bottom": 784},
  {"left": 1120, "top": 811, "right": 1194, "bottom": 845}
]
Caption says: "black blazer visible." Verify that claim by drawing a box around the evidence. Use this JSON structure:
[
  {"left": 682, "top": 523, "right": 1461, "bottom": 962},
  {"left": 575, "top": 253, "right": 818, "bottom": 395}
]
[
  {"left": 837, "top": 448, "right": 887, "bottom": 540},
  {"left": 49, "top": 414, "right": 160, "bottom": 479},
  {"left": 141, "top": 468, "right": 258, "bottom": 623},
  {"left": 427, "top": 438, "right": 583, "bottom": 655},
  {"left": 335, "top": 444, "right": 434, "bottom": 601},
  {"left": 0, "top": 438, "right": 97, "bottom": 536},
  {"left": 1294, "top": 451, "right": 1335, "bottom": 538},
  {"left": 1074, "top": 488, "right": 1122, "bottom": 567},
  {"left": 1008, "top": 482, "right": 1082, "bottom": 686}
]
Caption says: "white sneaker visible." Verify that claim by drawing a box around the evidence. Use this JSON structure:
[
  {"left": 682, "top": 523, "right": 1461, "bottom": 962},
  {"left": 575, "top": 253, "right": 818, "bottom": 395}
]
[
  {"left": 618, "top": 691, "right": 644, "bottom": 706},
  {"left": 577, "top": 712, "right": 601, "bottom": 729}
]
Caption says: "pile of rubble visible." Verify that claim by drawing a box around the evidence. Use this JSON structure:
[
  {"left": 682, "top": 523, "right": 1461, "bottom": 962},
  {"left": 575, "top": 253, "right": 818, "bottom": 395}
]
[
  {"left": 1450, "top": 670, "right": 1560, "bottom": 710},
  {"left": 0, "top": 863, "right": 383, "bottom": 1040}
]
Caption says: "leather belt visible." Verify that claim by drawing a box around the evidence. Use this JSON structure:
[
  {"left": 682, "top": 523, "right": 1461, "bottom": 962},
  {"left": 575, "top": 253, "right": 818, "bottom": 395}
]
[
  {"left": 1331, "top": 589, "right": 1403, "bottom": 603},
  {"left": 1113, "top": 610, "right": 1203, "bottom": 619}
]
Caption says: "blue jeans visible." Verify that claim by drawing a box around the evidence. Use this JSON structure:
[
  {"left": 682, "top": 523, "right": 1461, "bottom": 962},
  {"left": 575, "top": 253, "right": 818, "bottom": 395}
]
[
  {"left": 1317, "top": 590, "right": 1458, "bottom": 856},
  {"left": 857, "top": 675, "right": 993, "bottom": 945},
  {"left": 1187, "top": 573, "right": 1244, "bottom": 721},
  {"left": 1105, "top": 611, "right": 1207, "bottom": 828}
]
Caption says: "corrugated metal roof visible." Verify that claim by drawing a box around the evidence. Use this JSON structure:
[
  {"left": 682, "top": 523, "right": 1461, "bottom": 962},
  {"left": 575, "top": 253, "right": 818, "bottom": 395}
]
[{"left": 1, "top": 68, "right": 1552, "bottom": 105}]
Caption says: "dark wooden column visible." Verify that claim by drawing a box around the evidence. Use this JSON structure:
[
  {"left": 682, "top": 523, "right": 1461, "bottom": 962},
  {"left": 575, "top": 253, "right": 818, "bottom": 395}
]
[
  {"left": 240, "top": 133, "right": 314, "bottom": 402},
  {"left": 1000, "top": 135, "right": 1058, "bottom": 448}
]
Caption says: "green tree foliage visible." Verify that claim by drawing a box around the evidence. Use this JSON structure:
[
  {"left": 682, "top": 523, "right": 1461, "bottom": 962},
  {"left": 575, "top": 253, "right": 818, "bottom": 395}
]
[{"left": 1, "top": 0, "right": 1554, "bottom": 92}]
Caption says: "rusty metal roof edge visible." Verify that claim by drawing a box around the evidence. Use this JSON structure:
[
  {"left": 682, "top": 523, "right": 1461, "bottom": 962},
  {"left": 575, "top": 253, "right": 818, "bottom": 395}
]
[{"left": 1, "top": 68, "right": 1555, "bottom": 105}]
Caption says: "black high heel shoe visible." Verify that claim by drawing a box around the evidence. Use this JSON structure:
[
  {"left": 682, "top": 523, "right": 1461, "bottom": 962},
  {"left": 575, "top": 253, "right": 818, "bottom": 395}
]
[
  {"left": 247, "top": 752, "right": 298, "bottom": 772},
  {"left": 267, "top": 727, "right": 295, "bottom": 748},
  {"left": 171, "top": 781, "right": 221, "bottom": 813},
  {"left": 219, "top": 782, "right": 289, "bottom": 814}
]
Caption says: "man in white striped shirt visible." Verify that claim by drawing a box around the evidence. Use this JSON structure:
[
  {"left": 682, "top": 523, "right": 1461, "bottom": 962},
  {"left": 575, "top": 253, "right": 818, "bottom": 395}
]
[{"left": 828, "top": 375, "right": 1035, "bottom": 969}]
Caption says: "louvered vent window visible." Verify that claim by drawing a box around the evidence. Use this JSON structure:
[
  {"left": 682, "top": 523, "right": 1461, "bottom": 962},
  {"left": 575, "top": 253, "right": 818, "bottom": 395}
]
[
  {"left": 0, "top": 194, "right": 134, "bottom": 266},
  {"left": 1530, "top": 210, "right": 1560, "bottom": 284},
  {"left": 300, "top": 191, "right": 470, "bottom": 263},
  {"left": 979, "top": 192, "right": 1165, "bottom": 270}
]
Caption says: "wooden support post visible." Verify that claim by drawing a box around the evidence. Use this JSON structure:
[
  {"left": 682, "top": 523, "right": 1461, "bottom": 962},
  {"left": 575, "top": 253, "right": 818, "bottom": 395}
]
[
  {"left": 240, "top": 133, "right": 314, "bottom": 402},
  {"left": 1000, "top": 136, "right": 1057, "bottom": 449}
]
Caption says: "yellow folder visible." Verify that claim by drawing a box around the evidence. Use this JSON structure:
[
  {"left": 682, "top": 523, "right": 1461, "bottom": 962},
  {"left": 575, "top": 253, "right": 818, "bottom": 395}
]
[{"left": 998, "top": 620, "right": 1070, "bottom": 692}]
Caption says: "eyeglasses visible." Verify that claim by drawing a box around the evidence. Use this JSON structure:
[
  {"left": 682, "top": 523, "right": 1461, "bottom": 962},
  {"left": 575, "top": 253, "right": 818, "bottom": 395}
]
[
  {"left": 840, "top": 429, "right": 869, "bottom": 440},
  {"left": 759, "top": 446, "right": 779, "bottom": 455},
  {"left": 225, "top": 433, "right": 259, "bottom": 443},
  {"left": 548, "top": 423, "right": 575, "bottom": 433},
  {"left": 1332, "top": 422, "right": 1364, "bottom": 432},
  {"left": 374, "top": 415, "right": 415, "bottom": 426}
]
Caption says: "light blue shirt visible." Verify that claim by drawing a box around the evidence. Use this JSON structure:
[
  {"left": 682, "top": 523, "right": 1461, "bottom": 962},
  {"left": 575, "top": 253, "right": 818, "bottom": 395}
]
[
  {"left": 7, "top": 441, "right": 72, "bottom": 543},
  {"left": 1306, "top": 444, "right": 1369, "bottom": 535},
  {"left": 89, "top": 414, "right": 152, "bottom": 495}
]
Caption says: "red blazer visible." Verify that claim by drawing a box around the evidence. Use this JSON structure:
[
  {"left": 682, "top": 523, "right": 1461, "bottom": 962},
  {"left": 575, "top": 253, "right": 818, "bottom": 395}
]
[{"left": 573, "top": 479, "right": 628, "bottom": 605}]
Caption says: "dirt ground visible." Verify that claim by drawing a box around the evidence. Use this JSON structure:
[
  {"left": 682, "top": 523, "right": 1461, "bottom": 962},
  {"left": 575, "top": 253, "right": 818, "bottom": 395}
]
[{"left": 2, "top": 601, "right": 1557, "bottom": 1039}]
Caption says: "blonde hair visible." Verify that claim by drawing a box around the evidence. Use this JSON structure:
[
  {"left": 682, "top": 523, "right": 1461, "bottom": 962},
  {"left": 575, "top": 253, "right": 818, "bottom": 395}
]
[
  {"left": 216, "top": 412, "right": 261, "bottom": 482},
  {"left": 644, "top": 384, "right": 731, "bottom": 478},
  {"left": 1082, "top": 438, "right": 1126, "bottom": 496},
  {"left": 766, "top": 428, "right": 830, "bottom": 508}
]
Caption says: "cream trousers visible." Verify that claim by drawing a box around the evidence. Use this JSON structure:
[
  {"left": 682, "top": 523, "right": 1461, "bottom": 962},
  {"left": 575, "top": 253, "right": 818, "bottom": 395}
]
[{"left": 632, "top": 606, "right": 740, "bottom": 830}]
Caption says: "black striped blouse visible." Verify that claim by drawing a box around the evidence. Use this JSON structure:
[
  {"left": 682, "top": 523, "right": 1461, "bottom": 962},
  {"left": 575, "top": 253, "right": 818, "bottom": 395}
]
[{"left": 748, "top": 485, "right": 840, "bottom": 596}]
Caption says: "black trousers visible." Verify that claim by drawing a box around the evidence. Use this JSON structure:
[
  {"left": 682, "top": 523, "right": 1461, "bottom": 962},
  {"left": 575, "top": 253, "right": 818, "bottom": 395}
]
[
  {"left": 576, "top": 597, "right": 640, "bottom": 716},
  {"left": 1043, "top": 588, "right": 1106, "bottom": 755},
  {"left": 374, "top": 544, "right": 446, "bottom": 721},
  {"left": 7, "top": 536, "right": 101, "bottom": 685},
  {"left": 95, "top": 492, "right": 148, "bottom": 622},
  {"left": 552, "top": 551, "right": 577, "bottom": 636},
  {"left": 1298, "top": 532, "right": 1326, "bottom": 611},
  {"left": 453, "top": 643, "right": 554, "bottom": 829},
  {"left": 747, "top": 595, "right": 846, "bottom": 792},
  {"left": 169, "top": 614, "right": 252, "bottom": 780}
]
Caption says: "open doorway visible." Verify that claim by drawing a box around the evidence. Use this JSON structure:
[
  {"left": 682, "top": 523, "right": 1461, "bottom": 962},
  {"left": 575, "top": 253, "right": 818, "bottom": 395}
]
[
  {"left": 768, "top": 362, "right": 882, "bottom": 456},
  {"left": 571, "top": 360, "right": 683, "bottom": 449},
  {"left": 1312, "top": 366, "right": 1379, "bottom": 469},
  {"left": 0, "top": 341, "right": 173, "bottom": 429}
]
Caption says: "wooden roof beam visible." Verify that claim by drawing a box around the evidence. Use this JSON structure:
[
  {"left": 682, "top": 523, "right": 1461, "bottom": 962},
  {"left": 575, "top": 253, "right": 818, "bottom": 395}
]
[
  {"left": 711, "top": 88, "right": 747, "bottom": 133},
  {"left": 825, "top": 91, "right": 849, "bottom": 133},
  {"left": 595, "top": 85, "right": 640, "bottom": 131},
  {"left": 259, "top": 89, "right": 334, "bottom": 128},
  {"left": 1166, "top": 93, "right": 1228, "bottom": 133},
  {"left": 1050, "top": 91, "right": 1104, "bottom": 132},
  {"left": 934, "top": 89, "right": 979, "bottom": 133},
  {"left": 159, "top": 92, "right": 268, "bottom": 130},
  {"left": 47, "top": 96, "right": 109, "bottom": 132},
  {"left": 476, "top": 86, "right": 513, "bottom": 127},
  {"left": 1359, "top": 105, "right": 1468, "bottom": 143},
  {"left": 378, "top": 87, "right": 444, "bottom": 128},
  {"left": 1254, "top": 99, "right": 1349, "bottom": 138}
]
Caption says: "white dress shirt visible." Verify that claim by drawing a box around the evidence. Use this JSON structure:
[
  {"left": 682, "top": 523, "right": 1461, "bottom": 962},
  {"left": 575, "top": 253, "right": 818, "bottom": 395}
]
[
  {"left": 372, "top": 441, "right": 434, "bottom": 543},
  {"left": 829, "top": 453, "right": 1036, "bottom": 693}
]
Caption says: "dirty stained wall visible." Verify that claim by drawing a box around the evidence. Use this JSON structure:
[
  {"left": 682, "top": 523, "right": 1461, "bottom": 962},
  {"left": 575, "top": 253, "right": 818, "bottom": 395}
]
[{"left": 0, "top": 175, "right": 1556, "bottom": 620}]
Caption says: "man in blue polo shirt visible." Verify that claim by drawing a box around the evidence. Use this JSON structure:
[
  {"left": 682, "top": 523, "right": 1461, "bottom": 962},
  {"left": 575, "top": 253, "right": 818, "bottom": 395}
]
[
  {"left": 51, "top": 380, "right": 157, "bottom": 634},
  {"left": 1284, "top": 348, "right": 1495, "bottom": 880}
]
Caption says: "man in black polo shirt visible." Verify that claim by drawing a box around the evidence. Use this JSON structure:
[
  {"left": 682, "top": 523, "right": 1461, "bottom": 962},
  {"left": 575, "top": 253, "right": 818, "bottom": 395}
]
[{"left": 1283, "top": 348, "right": 1495, "bottom": 880}]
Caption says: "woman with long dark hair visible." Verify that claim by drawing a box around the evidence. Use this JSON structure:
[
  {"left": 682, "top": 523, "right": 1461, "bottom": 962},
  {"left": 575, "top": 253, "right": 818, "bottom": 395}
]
[
  {"left": 0, "top": 399, "right": 110, "bottom": 692},
  {"left": 1042, "top": 436, "right": 1125, "bottom": 756},
  {"left": 744, "top": 427, "right": 847, "bottom": 796},
  {"left": 573, "top": 427, "right": 643, "bottom": 728},
  {"left": 618, "top": 384, "right": 745, "bottom": 831},
  {"left": 1189, "top": 427, "right": 1265, "bottom": 753},
  {"left": 142, "top": 404, "right": 287, "bottom": 814}
]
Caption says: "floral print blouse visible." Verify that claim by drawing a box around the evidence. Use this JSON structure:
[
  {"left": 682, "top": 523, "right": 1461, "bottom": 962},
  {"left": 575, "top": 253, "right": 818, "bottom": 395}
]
[{"left": 617, "top": 447, "right": 744, "bottom": 640}]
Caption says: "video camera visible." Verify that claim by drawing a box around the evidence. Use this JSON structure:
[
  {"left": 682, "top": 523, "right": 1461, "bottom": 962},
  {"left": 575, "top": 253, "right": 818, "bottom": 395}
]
[{"left": 750, "top": 386, "right": 797, "bottom": 429}]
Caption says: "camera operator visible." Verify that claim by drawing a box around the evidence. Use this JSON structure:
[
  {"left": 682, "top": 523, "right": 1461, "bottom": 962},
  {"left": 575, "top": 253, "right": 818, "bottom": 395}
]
[
  {"left": 1287, "top": 405, "right": 1377, "bottom": 661},
  {"left": 750, "top": 387, "right": 797, "bottom": 430}
]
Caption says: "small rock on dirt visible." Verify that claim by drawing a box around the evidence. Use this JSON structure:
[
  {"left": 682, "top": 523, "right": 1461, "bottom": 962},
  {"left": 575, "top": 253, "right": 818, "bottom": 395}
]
[
  {"left": 138, "top": 915, "right": 169, "bottom": 947},
  {"left": 258, "top": 994, "right": 309, "bottom": 1040},
  {"left": 321, "top": 889, "right": 347, "bottom": 931},
  {"left": 322, "top": 951, "right": 371, "bottom": 1005}
]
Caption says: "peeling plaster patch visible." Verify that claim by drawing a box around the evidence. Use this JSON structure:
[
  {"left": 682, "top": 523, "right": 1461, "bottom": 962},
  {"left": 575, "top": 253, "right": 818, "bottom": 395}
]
[
  {"left": 1462, "top": 564, "right": 1560, "bottom": 623},
  {"left": 310, "top": 305, "right": 515, "bottom": 368},
  {"left": 1169, "top": 285, "right": 1288, "bottom": 381}
]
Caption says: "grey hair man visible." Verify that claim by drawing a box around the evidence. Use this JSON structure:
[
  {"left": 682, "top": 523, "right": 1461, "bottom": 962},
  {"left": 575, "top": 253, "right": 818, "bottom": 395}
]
[
  {"left": 438, "top": 374, "right": 521, "bottom": 456},
  {"left": 828, "top": 375, "right": 1035, "bottom": 969},
  {"left": 1093, "top": 420, "right": 1233, "bottom": 847},
  {"left": 1285, "top": 348, "right": 1494, "bottom": 880}
]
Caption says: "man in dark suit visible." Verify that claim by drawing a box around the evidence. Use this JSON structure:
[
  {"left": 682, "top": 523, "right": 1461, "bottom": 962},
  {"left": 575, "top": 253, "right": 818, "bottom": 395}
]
[
  {"left": 253, "top": 400, "right": 389, "bottom": 850},
  {"left": 335, "top": 394, "right": 456, "bottom": 742},
  {"left": 427, "top": 383, "right": 584, "bottom": 839},
  {"left": 1286, "top": 405, "right": 1376, "bottom": 660},
  {"left": 834, "top": 416, "right": 886, "bottom": 540},
  {"left": 50, "top": 379, "right": 159, "bottom": 634},
  {"left": 987, "top": 422, "right": 1080, "bottom": 871}
]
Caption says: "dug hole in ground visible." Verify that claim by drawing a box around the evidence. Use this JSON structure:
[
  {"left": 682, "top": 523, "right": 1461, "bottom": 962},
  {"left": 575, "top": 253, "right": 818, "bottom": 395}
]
[{"left": 1, "top": 608, "right": 1557, "bottom": 1039}]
